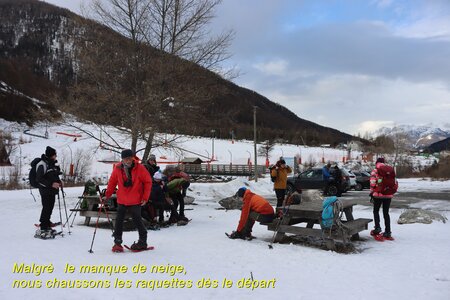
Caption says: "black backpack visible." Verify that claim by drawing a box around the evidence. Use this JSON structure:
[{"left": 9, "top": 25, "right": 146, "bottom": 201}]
[
  {"left": 29, "top": 157, "right": 43, "bottom": 188},
  {"left": 269, "top": 165, "right": 278, "bottom": 182}
]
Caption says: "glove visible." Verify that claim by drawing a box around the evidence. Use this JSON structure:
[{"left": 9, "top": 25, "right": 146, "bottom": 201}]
[{"left": 229, "top": 231, "right": 243, "bottom": 239}]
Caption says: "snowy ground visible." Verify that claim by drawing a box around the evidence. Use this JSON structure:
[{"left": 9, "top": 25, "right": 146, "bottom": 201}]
[{"left": 1, "top": 177, "right": 449, "bottom": 300}]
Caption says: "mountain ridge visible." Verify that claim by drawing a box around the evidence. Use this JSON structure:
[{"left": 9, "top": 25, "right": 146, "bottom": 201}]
[{"left": 0, "top": 0, "right": 363, "bottom": 146}]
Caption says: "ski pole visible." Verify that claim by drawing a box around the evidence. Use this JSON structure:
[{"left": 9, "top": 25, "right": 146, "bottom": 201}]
[
  {"left": 96, "top": 186, "right": 114, "bottom": 234},
  {"left": 269, "top": 195, "right": 293, "bottom": 249},
  {"left": 69, "top": 198, "right": 82, "bottom": 227},
  {"left": 56, "top": 191, "right": 64, "bottom": 236},
  {"left": 88, "top": 199, "right": 103, "bottom": 253},
  {"left": 60, "top": 187, "right": 71, "bottom": 234}
]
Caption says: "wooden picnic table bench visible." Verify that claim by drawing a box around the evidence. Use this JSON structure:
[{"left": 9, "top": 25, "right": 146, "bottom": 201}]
[
  {"left": 71, "top": 195, "right": 130, "bottom": 227},
  {"left": 265, "top": 199, "right": 372, "bottom": 250}
]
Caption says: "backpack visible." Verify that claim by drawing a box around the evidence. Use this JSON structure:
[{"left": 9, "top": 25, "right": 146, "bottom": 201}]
[
  {"left": 321, "top": 196, "right": 338, "bottom": 229},
  {"left": 83, "top": 180, "right": 98, "bottom": 196},
  {"left": 29, "top": 157, "right": 44, "bottom": 188},
  {"left": 376, "top": 164, "right": 398, "bottom": 195},
  {"left": 269, "top": 165, "right": 278, "bottom": 183}
]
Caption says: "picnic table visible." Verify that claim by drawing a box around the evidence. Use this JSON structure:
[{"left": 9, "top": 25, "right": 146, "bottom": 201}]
[
  {"left": 266, "top": 199, "right": 372, "bottom": 250},
  {"left": 71, "top": 195, "right": 128, "bottom": 227}
]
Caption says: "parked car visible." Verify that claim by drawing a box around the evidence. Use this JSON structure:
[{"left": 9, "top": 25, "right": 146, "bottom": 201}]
[
  {"left": 345, "top": 169, "right": 357, "bottom": 190},
  {"left": 286, "top": 166, "right": 349, "bottom": 196},
  {"left": 351, "top": 171, "right": 371, "bottom": 191}
]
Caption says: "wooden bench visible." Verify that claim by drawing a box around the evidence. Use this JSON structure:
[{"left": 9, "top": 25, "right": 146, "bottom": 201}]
[{"left": 76, "top": 195, "right": 131, "bottom": 227}]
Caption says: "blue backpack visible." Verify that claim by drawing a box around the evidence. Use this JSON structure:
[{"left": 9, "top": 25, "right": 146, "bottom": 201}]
[{"left": 321, "top": 196, "right": 338, "bottom": 229}]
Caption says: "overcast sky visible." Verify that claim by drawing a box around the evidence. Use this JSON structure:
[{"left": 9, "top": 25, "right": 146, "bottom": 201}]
[{"left": 43, "top": 0, "right": 450, "bottom": 135}]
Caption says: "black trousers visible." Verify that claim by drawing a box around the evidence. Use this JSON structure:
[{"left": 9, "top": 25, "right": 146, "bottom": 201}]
[
  {"left": 373, "top": 197, "right": 392, "bottom": 233},
  {"left": 274, "top": 189, "right": 286, "bottom": 208},
  {"left": 241, "top": 211, "right": 275, "bottom": 236},
  {"left": 114, "top": 204, "right": 147, "bottom": 244},
  {"left": 39, "top": 188, "right": 56, "bottom": 230},
  {"left": 171, "top": 193, "right": 185, "bottom": 217}
]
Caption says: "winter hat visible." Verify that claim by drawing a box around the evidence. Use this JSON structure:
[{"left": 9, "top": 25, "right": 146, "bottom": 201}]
[
  {"left": 153, "top": 172, "right": 163, "bottom": 181},
  {"left": 376, "top": 157, "right": 385, "bottom": 164},
  {"left": 236, "top": 187, "right": 247, "bottom": 198},
  {"left": 45, "top": 146, "right": 56, "bottom": 157},
  {"left": 148, "top": 154, "right": 156, "bottom": 161},
  {"left": 121, "top": 149, "right": 134, "bottom": 159},
  {"left": 279, "top": 159, "right": 286, "bottom": 165}
]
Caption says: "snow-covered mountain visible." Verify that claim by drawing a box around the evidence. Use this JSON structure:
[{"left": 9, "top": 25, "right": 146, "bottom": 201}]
[{"left": 374, "top": 124, "right": 450, "bottom": 149}]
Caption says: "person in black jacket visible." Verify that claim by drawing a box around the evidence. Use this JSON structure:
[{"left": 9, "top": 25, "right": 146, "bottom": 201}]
[
  {"left": 35, "top": 146, "right": 62, "bottom": 237},
  {"left": 144, "top": 154, "right": 160, "bottom": 178}
]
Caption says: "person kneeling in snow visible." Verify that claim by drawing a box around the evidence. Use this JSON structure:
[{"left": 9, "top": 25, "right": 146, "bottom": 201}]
[{"left": 229, "top": 187, "right": 275, "bottom": 240}]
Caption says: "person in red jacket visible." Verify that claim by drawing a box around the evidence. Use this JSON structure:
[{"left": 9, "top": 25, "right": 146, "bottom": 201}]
[
  {"left": 105, "top": 149, "right": 152, "bottom": 252},
  {"left": 228, "top": 187, "right": 275, "bottom": 239},
  {"left": 370, "top": 157, "right": 397, "bottom": 239}
]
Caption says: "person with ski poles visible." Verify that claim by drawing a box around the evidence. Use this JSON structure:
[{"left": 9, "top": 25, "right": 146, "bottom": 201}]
[
  {"left": 105, "top": 149, "right": 152, "bottom": 252},
  {"left": 228, "top": 187, "right": 275, "bottom": 240},
  {"left": 34, "top": 146, "right": 63, "bottom": 239}
]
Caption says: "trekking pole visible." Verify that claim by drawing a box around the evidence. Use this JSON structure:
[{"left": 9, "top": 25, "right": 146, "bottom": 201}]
[
  {"left": 268, "top": 194, "right": 293, "bottom": 249},
  {"left": 56, "top": 191, "right": 64, "bottom": 236},
  {"left": 96, "top": 186, "right": 114, "bottom": 234},
  {"left": 68, "top": 198, "right": 82, "bottom": 227},
  {"left": 60, "top": 187, "right": 72, "bottom": 234},
  {"left": 88, "top": 199, "right": 103, "bottom": 253}
]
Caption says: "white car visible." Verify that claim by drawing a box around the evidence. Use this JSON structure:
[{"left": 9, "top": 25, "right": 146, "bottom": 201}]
[{"left": 347, "top": 170, "right": 357, "bottom": 189}]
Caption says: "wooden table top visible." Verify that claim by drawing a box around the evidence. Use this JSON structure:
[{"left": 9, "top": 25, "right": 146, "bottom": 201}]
[{"left": 287, "top": 199, "right": 358, "bottom": 214}]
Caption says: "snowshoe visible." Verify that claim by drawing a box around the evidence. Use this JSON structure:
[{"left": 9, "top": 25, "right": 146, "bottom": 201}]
[
  {"left": 130, "top": 240, "right": 148, "bottom": 251},
  {"left": 34, "top": 229, "right": 57, "bottom": 240},
  {"left": 383, "top": 232, "right": 395, "bottom": 241},
  {"left": 112, "top": 243, "right": 124, "bottom": 253},
  {"left": 124, "top": 244, "right": 155, "bottom": 252}
]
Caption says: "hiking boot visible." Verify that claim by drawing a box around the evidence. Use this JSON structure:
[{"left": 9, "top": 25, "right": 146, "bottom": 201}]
[
  {"left": 130, "top": 240, "right": 147, "bottom": 251},
  {"left": 370, "top": 228, "right": 382, "bottom": 236},
  {"left": 179, "top": 215, "right": 189, "bottom": 222},
  {"left": 112, "top": 243, "right": 124, "bottom": 253},
  {"left": 177, "top": 220, "right": 189, "bottom": 226},
  {"left": 383, "top": 232, "right": 392, "bottom": 238}
]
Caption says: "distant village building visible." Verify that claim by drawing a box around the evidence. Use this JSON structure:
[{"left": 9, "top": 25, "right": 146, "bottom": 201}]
[
  {"left": 180, "top": 157, "right": 204, "bottom": 164},
  {"left": 348, "top": 140, "right": 363, "bottom": 152}
]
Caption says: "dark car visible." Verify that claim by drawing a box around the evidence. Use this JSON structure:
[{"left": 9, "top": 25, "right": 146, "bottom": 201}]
[
  {"left": 286, "top": 166, "right": 349, "bottom": 196},
  {"left": 352, "top": 171, "right": 371, "bottom": 191}
]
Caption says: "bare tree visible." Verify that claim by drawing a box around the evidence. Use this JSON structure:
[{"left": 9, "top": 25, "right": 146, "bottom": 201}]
[
  {"left": 258, "top": 140, "right": 275, "bottom": 162},
  {"left": 69, "top": 0, "right": 233, "bottom": 160}
]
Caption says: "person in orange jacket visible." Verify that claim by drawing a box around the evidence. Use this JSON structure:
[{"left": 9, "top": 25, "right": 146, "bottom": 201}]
[
  {"left": 271, "top": 158, "right": 292, "bottom": 211},
  {"left": 105, "top": 149, "right": 152, "bottom": 252},
  {"left": 228, "top": 187, "right": 275, "bottom": 239}
]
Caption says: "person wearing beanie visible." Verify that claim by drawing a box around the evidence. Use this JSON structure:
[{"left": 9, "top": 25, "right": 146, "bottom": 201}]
[
  {"left": 369, "top": 157, "right": 398, "bottom": 240},
  {"left": 105, "top": 149, "right": 152, "bottom": 252},
  {"left": 228, "top": 188, "right": 275, "bottom": 240},
  {"left": 34, "top": 146, "right": 62, "bottom": 239},
  {"left": 143, "top": 154, "right": 160, "bottom": 178},
  {"left": 271, "top": 158, "right": 292, "bottom": 212}
]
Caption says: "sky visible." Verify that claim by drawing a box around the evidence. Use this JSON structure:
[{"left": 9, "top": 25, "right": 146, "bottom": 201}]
[{"left": 42, "top": 0, "right": 450, "bottom": 136}]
